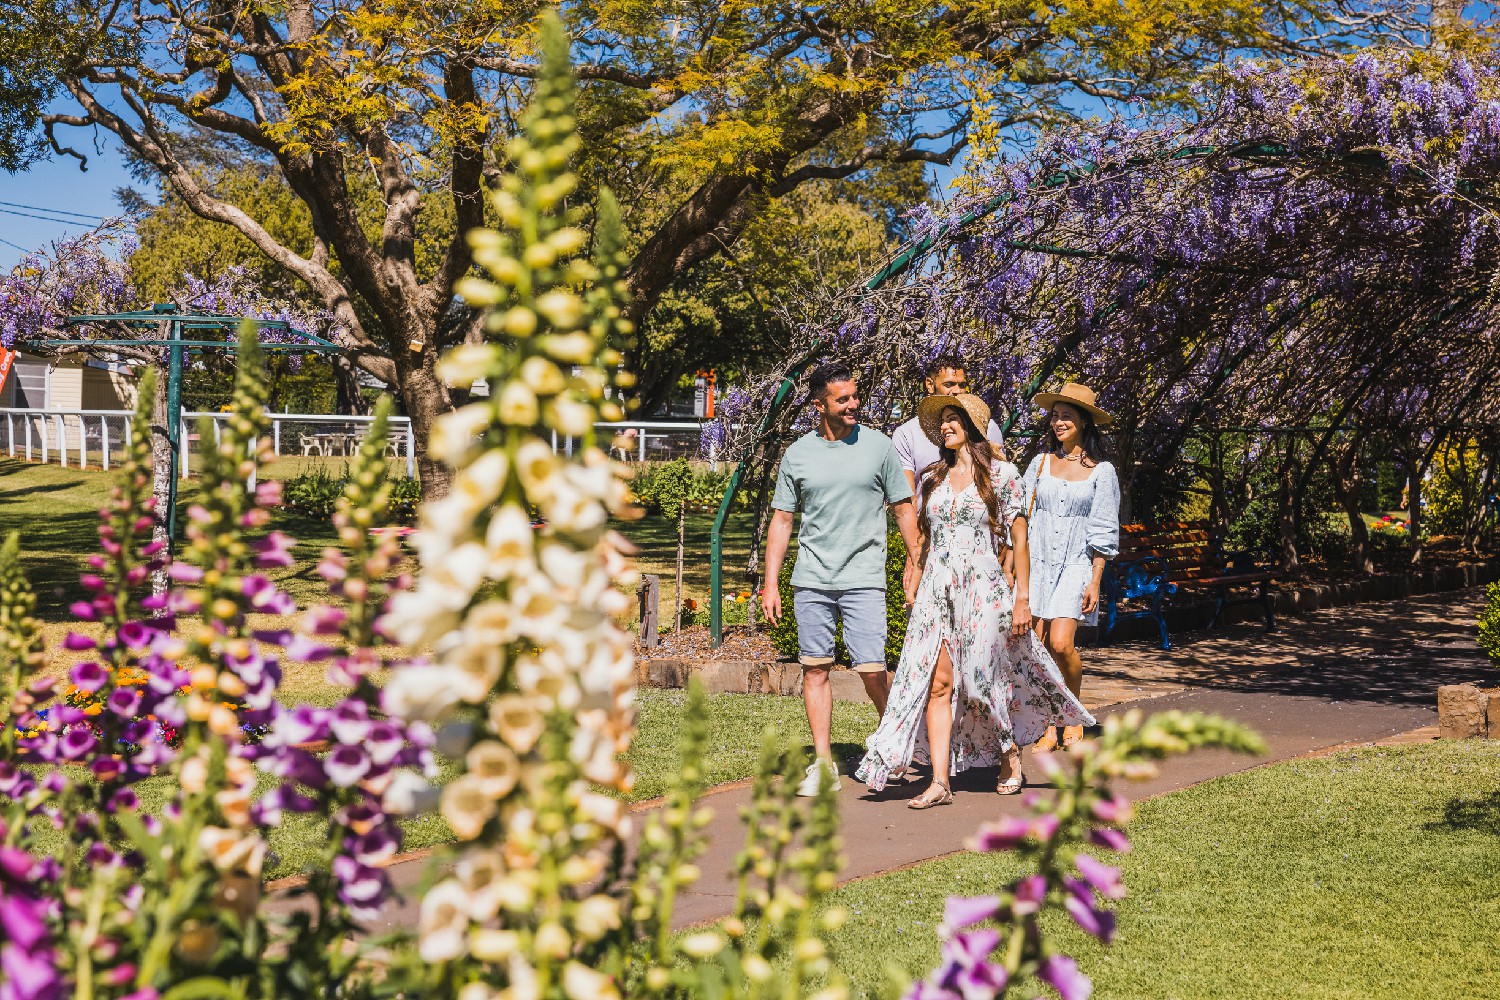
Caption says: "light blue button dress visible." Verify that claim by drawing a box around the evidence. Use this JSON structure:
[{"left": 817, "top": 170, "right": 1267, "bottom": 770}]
[{"left": 1023, "top": 454, "right": 1120, "bottom": 626}]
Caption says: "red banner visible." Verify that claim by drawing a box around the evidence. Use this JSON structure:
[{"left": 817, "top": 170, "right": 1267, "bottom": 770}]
[{"left": 0, "top": 346, "right": 13, "bottom": 398}]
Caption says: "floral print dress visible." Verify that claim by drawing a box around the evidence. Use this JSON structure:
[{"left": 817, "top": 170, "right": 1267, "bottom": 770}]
[{"left": 856, "top": 461, "right": 1095, "bottom": 791}]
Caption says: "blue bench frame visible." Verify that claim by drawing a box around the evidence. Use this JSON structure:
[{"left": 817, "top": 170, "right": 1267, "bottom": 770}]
[{"left": 1101, "top": 528, "right": 1278, "bottom": 651}]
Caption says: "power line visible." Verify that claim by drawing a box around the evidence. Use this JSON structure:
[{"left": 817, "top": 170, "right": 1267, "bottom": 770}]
[
  {"left": 0, "top": 200, "right": 109, "bottom": 223},
  {"left": 0, "top": 206, "right": 117, "bottom": 228},
  {"left": 0, "top": 233, "right": 30, "bottom": 253}
]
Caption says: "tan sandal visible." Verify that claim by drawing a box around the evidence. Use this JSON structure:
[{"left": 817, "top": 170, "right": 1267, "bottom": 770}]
[
  {"left": 908, "top": 780, "right": 953, "bottom": 810},
  {"left": 1033, "top": 727, "right": 1059, "bottom": 752},
  {"left": 997, "top": 748, "right": 1024, "bottom": 796},
  {"left": 1061, "top": 725, "right": 1085, "bottom": 748}
]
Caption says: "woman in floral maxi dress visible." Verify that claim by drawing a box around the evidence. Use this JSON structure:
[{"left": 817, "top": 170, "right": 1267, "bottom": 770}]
[{"left": 856, "top": 394, "right": 1093, "bottom": 808}]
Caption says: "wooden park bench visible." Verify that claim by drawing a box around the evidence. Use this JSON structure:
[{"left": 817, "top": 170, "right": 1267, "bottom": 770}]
[{"left": 1101, "top": 520, "right": 1280, "bottom": 650}]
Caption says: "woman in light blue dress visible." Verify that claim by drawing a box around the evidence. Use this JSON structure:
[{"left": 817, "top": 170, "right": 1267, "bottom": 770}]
[{"left": 1021, "top": 383, "right": 1120, "bottom": 750}]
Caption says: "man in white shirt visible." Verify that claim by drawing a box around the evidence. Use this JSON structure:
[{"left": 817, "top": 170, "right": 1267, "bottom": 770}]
[{"left": 890, "top": 354, "right": 1007, "bottom": 498}]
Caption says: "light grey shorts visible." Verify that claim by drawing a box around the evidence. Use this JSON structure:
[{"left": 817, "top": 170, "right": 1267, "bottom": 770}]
[{"left": 793, "top": 587, "right": 887, "bottom": 673}]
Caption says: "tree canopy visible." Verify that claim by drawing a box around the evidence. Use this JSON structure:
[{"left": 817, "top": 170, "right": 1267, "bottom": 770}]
[
  {"left": 0, "top": 0, "right": 1414, "bottom": 492},
  {"left": 723, "top": 48, "right": 1500, "bottom": 566}
]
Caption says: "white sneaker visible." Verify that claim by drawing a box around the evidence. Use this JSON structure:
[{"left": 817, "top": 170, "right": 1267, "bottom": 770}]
[{"left": 797, "top": 758, "right": 842, "bottom": 797}]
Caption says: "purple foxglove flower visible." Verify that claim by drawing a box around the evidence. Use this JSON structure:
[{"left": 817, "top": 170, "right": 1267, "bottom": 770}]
[
  {"left": 275, "top": 705, "right": 328, "bottom": 746},
  {"left": 1030, "top": 813, "right": 1060, "bottom": 841},
  {"left": 70, "top": 661, "right": 108, "bottom": 691},
  {"left": 90, "top": 758, "right": 124, "bottom": 782},
  {"left": 968, "top": 815, "right": 1031, "bottom": 852},
  {"left": 0, "top": 895, "right": 49, "bottom": 950},
  {"left": 953, "top": 960, "right": 1008, "bottom": 1000},
  {"left": 107, "top": 789, "right": 140, "bottom": 813},
  {"left": 54, "top": 706, "right": 86, "bottom": 726},
  {"left": 330, "top": 701, "right": 372, "bottom": 745},
  {"left": 366, "top": 722, "right": 405, "bottom": 766},
  {"left": 252, "top": 531, "right": 297, "bottom": 569},
  {"left": 140, "top": 594, "right": 168, "bottom": 611},
  {"left": 0, "top": 848, "right": 33, "bottom": 882},
  {"left": 1012, "top": 874, "right": 1047, "bottom": 915},
  {"left": 69, "top": 601, "right": 98, "bottom": 621},
  {"left": 1088, "top": 827, "right": 1131, "bottom": 854},
  {"left": 84, "top": 843, "right": 118, "bottom": 867},
  {"left": 283, "top": 634, "right": 336, "bottom": 663},
  {"left": 325, "top": 746, "right": 372, "bottom": 788},
  {"left": 167, "top": 561, "right": 204, "bottom": 583},
  {"left": 1037, "top": 955, "right": 1091, "bottom": 1000},
  {"left": 255, "top": 480, "right": 283, "bottom": 507},
  {"left": 107, "top": 687, "right": 142, "bottom": 718},
  {"left": 59, "top": 727, "right": 96, "bottom": 760},
  {"left": 118, "top": 621, "right": 149, "bottom": 649},
  {"left": 1, "top": 940, "right": 62, "bottom": 1000},
  {"left": 1090, "top": 794, "right": 1131, "bottom": 824},
  {"left": 316, "top": 551, "right": 348, "bottom": 582},
  {"left": 79, "top": 574, "right": 106, "bottom": 592},
  {"left": 940, "top": 895, "right": 1002, "bottom": 935},
  {"left": 903, "top": 982, "right": 959, "bottom": 1000},
  {"left": 117, "top": 989, "right": 160, "bottom": 1000},
  {"left": 303, "top": 605, "right": 347, "bottom": 636},
  {"left": 352, "top": 827, "right": 400, "bottom": 866},
  {"left": 940, "top": 929, "right": 1001, "bottom": 971},
  {"left": 1075, "top": 854, "right": 1126, "bottom": 900},
  {"left": 1064, "top": 893, "right": 1116, "bottom": 943},
  {"left": 62, "top": 632, "right": 97, "bottom": 651}
]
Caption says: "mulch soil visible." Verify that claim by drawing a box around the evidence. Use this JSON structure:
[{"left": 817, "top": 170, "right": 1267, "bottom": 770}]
[{"left": 636, "top": 625, "right": 783, "bottom": 660}]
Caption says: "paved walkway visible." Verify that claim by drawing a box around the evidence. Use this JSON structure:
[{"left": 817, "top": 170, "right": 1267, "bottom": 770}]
[{"left": 297, "top": 588, "right": 1500, "bottom": 933}]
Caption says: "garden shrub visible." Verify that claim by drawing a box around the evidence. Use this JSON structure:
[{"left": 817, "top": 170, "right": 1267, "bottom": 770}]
[
  {"left": 281, "top": 464, "right": 422, "bottom": 524},
  {"left": 629, "top": 457, "right": 740, "bottom": 515},
  {"left": 1478, "top": 582, "right": 1500, "bottom": 666},
  {"left": 769, "top": 524, "right": 909, "bottom": 666}
]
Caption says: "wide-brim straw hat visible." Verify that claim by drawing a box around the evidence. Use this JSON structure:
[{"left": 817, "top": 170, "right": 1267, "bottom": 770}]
[
  {"left": 918, "top": 393, "right": 992, "bottom": 447},
  {"left": 1032, "top": 382, "right": 1113, "bottom": 428}
]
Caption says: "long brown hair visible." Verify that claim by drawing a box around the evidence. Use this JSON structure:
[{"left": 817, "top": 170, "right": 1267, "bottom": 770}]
[{"left": 917, "top": 409, "right": 1002, "bottom": 546}]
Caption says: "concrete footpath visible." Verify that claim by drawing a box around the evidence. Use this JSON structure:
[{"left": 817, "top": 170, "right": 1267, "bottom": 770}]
[{"left": 313, "top": 589, "right": 1500, "bottom": 933}]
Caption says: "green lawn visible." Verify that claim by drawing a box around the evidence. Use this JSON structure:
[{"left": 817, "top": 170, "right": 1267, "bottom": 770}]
[
  {"left": 818, "top": 740, "right": 1500, "bottom": 1000},
  {"left": 1, "top": 457, "right": 755, "bottom": 624},
  {"left": 629, "top": 687, "right": 875, "bottom": 802},
  {"left": 0, "top": 457, "right": 343, "bottom": 615}
]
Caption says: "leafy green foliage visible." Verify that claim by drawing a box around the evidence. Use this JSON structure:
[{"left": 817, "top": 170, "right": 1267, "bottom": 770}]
[
  {"left": 630, "top": 460, "right": 739, "bottom": 516},
  {"left": 1477, "top": 581, "right": 1500, "bottom": 666},
  {"left": 280, "top": 466, "right": 422, "bottom": 525}
]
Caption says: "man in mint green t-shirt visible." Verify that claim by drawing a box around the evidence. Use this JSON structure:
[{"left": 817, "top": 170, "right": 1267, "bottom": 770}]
[{"left": 761, "top": 363, "right": 922, "bottom": 796}]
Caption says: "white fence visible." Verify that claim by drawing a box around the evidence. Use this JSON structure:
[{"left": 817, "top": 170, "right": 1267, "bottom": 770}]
[{"left": 0, "top": 408, "right": 711, "bottom": 476}]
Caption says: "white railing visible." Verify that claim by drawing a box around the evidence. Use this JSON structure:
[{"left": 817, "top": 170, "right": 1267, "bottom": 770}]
[
  {"left": 185, "top": 411, "right": 417, "bottom": 478},
  {"left": 0, "top": 408, "right": 711, "bottom": 475}
]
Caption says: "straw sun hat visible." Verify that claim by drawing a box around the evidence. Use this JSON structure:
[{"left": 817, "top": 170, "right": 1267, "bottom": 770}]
[
  {"left": 1032, "top": 382, "right": 1113, "bottom": 428},
  {"left": 918, "top": 393, "right": 992, "bottom": 447}
]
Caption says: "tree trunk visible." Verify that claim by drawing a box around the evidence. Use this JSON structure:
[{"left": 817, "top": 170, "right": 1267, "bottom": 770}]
[
  {"left": 1407, "top": 465, "right": 1424, "bottom": 566},
  {"left": 395, "top": 358, "right": 456, "bottom": 500},
  {"left": 147, "top": 366, "right": 174, "bottom": 594},
  {"left": 334, "top": 354, "right": 369, "bottom": 416},
  {"left": 1277, "top": 459, "right": 1300, "bottom": 574},
  {"left": 1332, "top": 433, "right": 1373, "bottom": 575}
]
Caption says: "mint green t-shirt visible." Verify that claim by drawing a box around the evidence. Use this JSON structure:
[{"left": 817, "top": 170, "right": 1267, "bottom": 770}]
[{"left": 771, "top": 425, "right": 913, "bottom": 590}]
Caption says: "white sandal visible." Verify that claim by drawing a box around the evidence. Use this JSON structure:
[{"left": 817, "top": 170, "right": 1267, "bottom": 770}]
[{"left": 996, "top": 748, "right": 1024, "bottom": 796}]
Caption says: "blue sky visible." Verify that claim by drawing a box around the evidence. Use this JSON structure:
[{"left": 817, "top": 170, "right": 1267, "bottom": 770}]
[{"left": 1, "top": 139, "right": 137, "bottom": 268}]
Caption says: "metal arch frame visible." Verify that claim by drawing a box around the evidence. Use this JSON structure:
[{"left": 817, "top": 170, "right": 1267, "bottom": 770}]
[
  {"left": 24, "top": 303, "right": 344, "bottom": 550},
  {"left": 704, "top": 136, "right": 1469, "bottom": 646}
]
